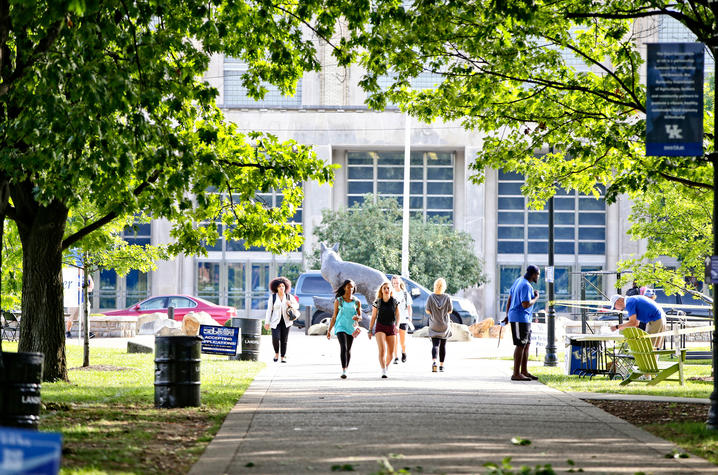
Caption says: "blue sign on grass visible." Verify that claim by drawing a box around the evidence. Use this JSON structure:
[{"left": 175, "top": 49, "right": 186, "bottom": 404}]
[
  {"left": 646, "top": 42, "right": 704, "bottom": 156},
  {"left": 0, "top": 427, "right": 62, "bottom": 475},
  {"left": 199, "top": 325, "right": 240, "bottom": 356}
]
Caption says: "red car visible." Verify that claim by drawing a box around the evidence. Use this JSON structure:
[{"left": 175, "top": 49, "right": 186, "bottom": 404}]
[{"left": 102, "top": 295, "right": 237, "bottom": 325}]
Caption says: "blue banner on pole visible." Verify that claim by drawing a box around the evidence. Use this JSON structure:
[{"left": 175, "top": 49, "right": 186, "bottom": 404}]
[
  {"left": 199, "top": 325, "right": 240, "bottom": 356},
  {"left": 0, "top": 427, "right": 62, "bottom": 475},
  {"left": 646, "top": 42, "right": 704, "bottom": 156}
]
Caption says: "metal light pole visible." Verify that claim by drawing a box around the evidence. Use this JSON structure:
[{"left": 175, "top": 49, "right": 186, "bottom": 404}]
[
  {"left": 544, "top": 194, "right": 558, "bottom": 366},
  {"left": 705, "top": 38, "right": 718, "bottom": 430},
  {"left": 707, "top": 153, "right": 718, "bottom": 429},
  {"left": 401, "top": 111, "right": 411, "bottom": 278}
]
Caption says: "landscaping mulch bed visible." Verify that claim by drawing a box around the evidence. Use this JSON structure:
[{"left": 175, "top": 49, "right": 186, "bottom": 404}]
[{"left": 584, "top": 399, "right": 710, "bottom": 426}]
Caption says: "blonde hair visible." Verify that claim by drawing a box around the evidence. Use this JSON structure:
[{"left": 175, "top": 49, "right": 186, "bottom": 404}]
[
  {"left": 376, "top": 282, "right": 391, "bottom": 300},
  {"left": 391, "top": 275, "right": 406, "bottom": 291},
  {"left": 433, "top": 278, "right": 447, "bottom": 294}
]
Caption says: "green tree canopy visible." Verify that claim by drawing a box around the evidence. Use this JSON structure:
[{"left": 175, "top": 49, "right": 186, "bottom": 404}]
[
  {"left": 352, "top": 0, "right": 714, "bottom": 289},
  {"left": 621, "top": 183, "right": 712, "bottom": 298},
  {"left": 309, "top": 195, "right": 487, "bottom": 294},
  {"left": 1, "top": 0, "right": 368, "bottom": 380}
]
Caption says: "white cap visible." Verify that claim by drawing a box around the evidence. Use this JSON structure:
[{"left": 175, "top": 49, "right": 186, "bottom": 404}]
[{"left": 610, "top": 294, "right": 623, "bottom": 309}]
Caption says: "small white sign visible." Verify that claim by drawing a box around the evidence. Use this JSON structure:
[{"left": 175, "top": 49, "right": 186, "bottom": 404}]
[
  {"left": 62, "top": 267, "right": 80, "bottom": 307},
  {"left": 545, "top": 266, "right": 554, "bottom": 283}
]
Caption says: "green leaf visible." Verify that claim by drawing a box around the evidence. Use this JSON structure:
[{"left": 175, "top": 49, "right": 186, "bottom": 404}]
[{"left": 511, "top": 436, "right": 531, "bottom": 446}]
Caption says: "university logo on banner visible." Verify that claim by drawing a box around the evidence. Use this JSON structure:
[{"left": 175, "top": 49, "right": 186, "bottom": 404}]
[{"left": 646, "top": 42, "right": 704, "bottom": 157}]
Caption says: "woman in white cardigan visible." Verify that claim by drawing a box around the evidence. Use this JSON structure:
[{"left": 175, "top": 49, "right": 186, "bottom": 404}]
[{"left": 264, "top": 276, "right": 299, "bottom": 363}]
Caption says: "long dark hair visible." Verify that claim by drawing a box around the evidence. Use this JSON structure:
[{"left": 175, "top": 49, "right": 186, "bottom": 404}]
[{"left": 335, "top": 279, "right": 355, "bottom": 299}]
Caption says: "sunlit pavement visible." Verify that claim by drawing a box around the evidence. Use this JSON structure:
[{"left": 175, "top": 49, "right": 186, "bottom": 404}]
[{"left": 184, "top": 328, "right": 716, "bottom": 474}]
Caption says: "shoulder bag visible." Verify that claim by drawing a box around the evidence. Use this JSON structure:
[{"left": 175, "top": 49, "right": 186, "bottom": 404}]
[{"left": 286, "top": 295, "right": 301, "bottom": 321}]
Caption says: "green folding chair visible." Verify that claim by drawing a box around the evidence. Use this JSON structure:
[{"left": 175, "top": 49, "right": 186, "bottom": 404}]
[{"left": 619, "top": 327, "right": 686, "bottom": 386}]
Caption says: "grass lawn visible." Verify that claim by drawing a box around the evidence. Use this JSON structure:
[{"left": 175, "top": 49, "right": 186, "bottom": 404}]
[
  {"left": 646, "top": 421, "right": 718, "bottom": 465},
  {"left": 526, "top": 354, "right": 718, "bottom": 464},
  {"left": 2, "top": 341, "right": 263, "bottom": 474},
  {"left": 528, "top": 357, "right": 713, "bottom": 398}
]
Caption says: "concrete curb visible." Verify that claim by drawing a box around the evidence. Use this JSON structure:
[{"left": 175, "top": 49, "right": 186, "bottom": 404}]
[
  {"left": 188, "top": 364, "right": 278, "bottom": 475},
  {"left": 572, "top": 391, "right": 711, "bottom": 404},
  {"left": 544, "top": 388, "right": 713, "bottom": 472}
]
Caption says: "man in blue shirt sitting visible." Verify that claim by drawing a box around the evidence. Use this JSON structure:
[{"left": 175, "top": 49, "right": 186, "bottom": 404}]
[
  {"left": 503, "top": 265, "right": 540, "bottom": 381},
  {"left": 610, "top": 294, "right": 667, "bottom": 348}
]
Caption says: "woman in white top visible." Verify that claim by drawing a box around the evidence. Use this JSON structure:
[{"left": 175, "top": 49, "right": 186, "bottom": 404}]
[
  {"left": 391, "top": 275, "right": 413, "bottom": 364},
  {"left": 264, "top": 276, "right": 299, "bottom": 363}
]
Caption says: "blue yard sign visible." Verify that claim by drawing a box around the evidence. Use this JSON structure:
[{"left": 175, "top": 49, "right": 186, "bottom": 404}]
[
  {"left": 646, "top": 43, "right": 704, "bottom": 156},
  {"left": 199, "top": 325, "right": 240, "bottom": 356},
  {"left": 0, "top": 427, "right": 62, "bottom": 475}
]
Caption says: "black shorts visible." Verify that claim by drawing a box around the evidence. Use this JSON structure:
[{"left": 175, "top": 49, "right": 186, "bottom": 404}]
[
  {"left": 398, "top": 323, "right": 408, "bottom": 331},
  {"left": 510, "top": 322, "right": 531, "bottom": 346}
]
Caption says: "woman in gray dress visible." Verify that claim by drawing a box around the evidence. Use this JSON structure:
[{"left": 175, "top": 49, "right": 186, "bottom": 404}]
[{"left": 425, "top": 277, "right": 453, "bottom": 372}]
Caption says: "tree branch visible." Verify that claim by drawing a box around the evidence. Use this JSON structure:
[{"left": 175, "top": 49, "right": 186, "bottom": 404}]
[
  {"left": 269, "top": 2, "right": 340, "bottom": 52},
  {"left": 119, "top": 0, "right": 144, "bottom": 85},
  {"left": 0, "top": 0, "right": 10, "bottom": 78},
  {"left": 543, "top": 33, "right": 644, "bottom": 110},
  {"left": 565, "top": 6, "right": 706, "bottom": 41},
  {"left": 0, "top": 17, "right": 65, "bottom": 97},
  {"left": 442, "top": 44, "right": 643, "bottom": 111},
  {"left": 62, "top": 170, "right": 162, "bottom": 249},
  {"left": 657, "top": 171, "right": 712, "bottom": 189}
]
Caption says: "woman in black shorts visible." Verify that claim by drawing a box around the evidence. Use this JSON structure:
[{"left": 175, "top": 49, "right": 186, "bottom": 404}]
[{"left": 369, "top": 282, "right": 400, "bottom": 378}]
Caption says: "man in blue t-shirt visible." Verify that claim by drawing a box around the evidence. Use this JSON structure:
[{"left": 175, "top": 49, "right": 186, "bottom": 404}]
[
  {"left": 503, "top": 265, "right": 540, "bottom": 381},
  {"left": 610, "top": 294, "right": 667, "bottom": 348}
]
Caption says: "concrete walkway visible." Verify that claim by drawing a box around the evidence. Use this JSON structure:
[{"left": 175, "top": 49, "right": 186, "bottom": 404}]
[{"left": 181, "top": 329, "right": 716, "bottom": 474}]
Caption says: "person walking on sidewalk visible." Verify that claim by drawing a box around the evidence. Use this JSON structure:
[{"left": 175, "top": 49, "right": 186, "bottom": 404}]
[
  {"left": 503, "top": 265, "right": 540, "bottom": 381},
  {"left": 426, "top": 277, "right": 453, "bottom": 373},
  {"left": 369, "top": 281, "right": 400, "bottom": 378},
  {"left": 391, "top": 275, "right": 413, "bottom": 364},
  {"left": 264, "top": 276, "right": 300, "bottom": 363},
  {"left": 327, "top": 279, "right": 362, "bottom": 379}
]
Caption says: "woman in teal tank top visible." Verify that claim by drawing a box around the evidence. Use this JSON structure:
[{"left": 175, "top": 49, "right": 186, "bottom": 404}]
[{"left": 327, "top": 279, "right": 361, "bottom": 379}]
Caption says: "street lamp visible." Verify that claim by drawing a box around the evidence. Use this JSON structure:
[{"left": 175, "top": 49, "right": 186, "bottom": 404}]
[
  {"left": 706, "top": 148, "right": 718, "bottom": 429},
  {"left": 544, "top": 194, "right": 558, "bottom": 366},
  {"left": 705, "top": 37, "right": 718, "bottom": 430},
  {"left": 401, "top": 111, "right": 411, "bottom": 278}
]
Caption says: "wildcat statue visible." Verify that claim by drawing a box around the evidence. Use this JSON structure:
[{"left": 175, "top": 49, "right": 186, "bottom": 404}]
[{"left": 314, "top": 243, "right": 389, "bottom": 329}]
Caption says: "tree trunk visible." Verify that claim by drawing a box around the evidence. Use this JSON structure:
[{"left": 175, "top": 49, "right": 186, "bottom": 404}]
[
  {"left": 82, "top": 253, "right": 89, "bottom": 367},
  {"left": 12, "top": 182, "right": 69, "bottom": 381}
]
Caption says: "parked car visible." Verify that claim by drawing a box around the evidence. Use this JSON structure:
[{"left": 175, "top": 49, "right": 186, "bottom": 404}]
[
  {"left": 293, "top": 271, "right": 479, "bottom": 329},
  {"left": 102, "top": 295, "right": 237, "bottom": 325}
]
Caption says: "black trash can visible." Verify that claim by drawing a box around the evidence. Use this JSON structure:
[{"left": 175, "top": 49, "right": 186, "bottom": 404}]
[
  {"left": 0, "top": 351, "right": 44, "bottom": 429},
  {"left": 230, "top": 318, "right": 261, "bottom": 361},
  {"left": 154, "top": 336, "right": 201, "bottom": 408}
]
